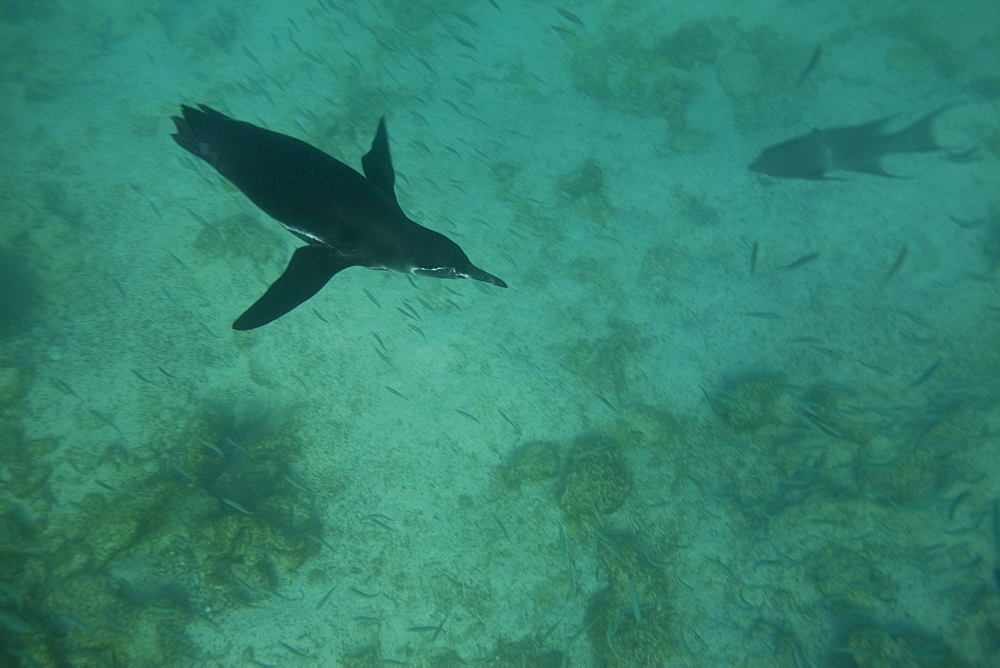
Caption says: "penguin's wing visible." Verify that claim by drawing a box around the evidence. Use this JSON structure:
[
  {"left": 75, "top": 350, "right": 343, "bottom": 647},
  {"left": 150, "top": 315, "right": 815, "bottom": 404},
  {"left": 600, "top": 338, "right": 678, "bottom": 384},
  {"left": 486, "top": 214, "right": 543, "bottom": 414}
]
[
  {"left": 232, "top": 245, "right": 354, "bottom": 330},
  {"left": 361, "top": 117, "right": 397, "bottom": 203}
]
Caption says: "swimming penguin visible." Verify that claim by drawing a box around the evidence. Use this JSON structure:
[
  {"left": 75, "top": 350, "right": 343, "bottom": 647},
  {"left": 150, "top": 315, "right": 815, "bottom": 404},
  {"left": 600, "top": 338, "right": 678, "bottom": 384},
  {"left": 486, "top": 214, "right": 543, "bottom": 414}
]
[{"left": 170, "top": 104, "right": 507, "bottom": 330}]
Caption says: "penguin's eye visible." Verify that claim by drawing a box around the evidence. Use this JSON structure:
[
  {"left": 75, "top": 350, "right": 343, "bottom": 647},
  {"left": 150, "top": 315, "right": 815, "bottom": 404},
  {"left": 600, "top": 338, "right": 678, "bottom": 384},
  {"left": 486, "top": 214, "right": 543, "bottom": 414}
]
[{"left": 414, "top": 267, "right": 457, "bottom": 279}]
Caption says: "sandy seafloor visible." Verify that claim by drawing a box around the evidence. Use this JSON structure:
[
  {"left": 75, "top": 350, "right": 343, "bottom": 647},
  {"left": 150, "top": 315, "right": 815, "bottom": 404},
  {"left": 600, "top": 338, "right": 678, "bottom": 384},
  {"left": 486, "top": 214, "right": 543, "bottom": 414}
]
[{"left": 1, "top": 0, "right": 1000, "bottom": 665}]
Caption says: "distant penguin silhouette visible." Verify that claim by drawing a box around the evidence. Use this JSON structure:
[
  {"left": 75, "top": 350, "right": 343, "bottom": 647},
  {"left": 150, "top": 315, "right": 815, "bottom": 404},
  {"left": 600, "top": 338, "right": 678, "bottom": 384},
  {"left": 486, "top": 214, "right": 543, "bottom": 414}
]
[{"left": 171, "top": 104, "right": 506, "bottom": 330}]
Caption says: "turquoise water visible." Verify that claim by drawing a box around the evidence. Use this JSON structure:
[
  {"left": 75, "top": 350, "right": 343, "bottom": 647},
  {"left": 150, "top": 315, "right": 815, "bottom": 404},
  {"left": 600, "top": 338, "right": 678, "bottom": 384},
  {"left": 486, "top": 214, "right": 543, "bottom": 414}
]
[{"left": 1, "top": 0, "right": 999, "bottom": 665}]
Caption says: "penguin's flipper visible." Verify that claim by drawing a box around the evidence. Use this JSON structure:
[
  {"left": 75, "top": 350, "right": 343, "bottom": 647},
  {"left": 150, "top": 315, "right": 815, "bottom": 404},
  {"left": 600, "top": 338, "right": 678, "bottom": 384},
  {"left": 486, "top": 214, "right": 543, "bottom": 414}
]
[
  {"left": 233, "top": 245, "right": 353, "bottom": 330},
  {"left": 360, "top": 117, "right": 397, "bottom": 202}
]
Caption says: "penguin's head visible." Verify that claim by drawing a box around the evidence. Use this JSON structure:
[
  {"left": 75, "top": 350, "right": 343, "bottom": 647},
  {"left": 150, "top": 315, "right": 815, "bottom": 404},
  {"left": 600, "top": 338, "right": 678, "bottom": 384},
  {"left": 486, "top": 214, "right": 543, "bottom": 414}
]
[{"left": 411, "top": 228, "right": 507, "bottom": 288}]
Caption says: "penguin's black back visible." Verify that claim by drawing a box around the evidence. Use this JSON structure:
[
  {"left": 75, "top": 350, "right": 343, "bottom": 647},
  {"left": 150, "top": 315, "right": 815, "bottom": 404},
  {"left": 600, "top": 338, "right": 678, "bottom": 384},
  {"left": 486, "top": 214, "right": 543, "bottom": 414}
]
[{"left": 172, "top": 105, "right": 405, "bottom": 248}]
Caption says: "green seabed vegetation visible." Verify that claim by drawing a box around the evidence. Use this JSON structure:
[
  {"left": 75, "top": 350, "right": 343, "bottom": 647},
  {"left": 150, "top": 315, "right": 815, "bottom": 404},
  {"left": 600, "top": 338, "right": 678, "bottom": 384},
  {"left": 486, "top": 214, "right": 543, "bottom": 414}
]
[
  {"left": 0, "top": 248, "right": 42, "bottom": 341},
  {"left": 552, "top": 13, "right": 826, "bottom": 146},
  {"left": 559, "top": 17, "right": 720, "bottom": 151},
  {"left": 481, "top": 317, "right": 701, "bottom": 665},
  {"left": 470, "top": 290, "right": 997, "bottom": 665},
  {"left": 4, "top": 360, "right": 987, "bottom": 664},
  {"left": 492, "top": 426, "right": 679, "bottom": 666},
  {"left": 0, "top": 391, "right": 334, "bottom": 665}
]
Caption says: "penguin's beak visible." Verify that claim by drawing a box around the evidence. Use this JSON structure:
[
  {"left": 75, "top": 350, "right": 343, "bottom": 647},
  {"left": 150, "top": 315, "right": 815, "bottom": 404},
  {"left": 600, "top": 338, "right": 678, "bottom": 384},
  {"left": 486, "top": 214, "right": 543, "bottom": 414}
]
[{"left": 465, "top": 264, "right": 507, "bottom": 288}]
